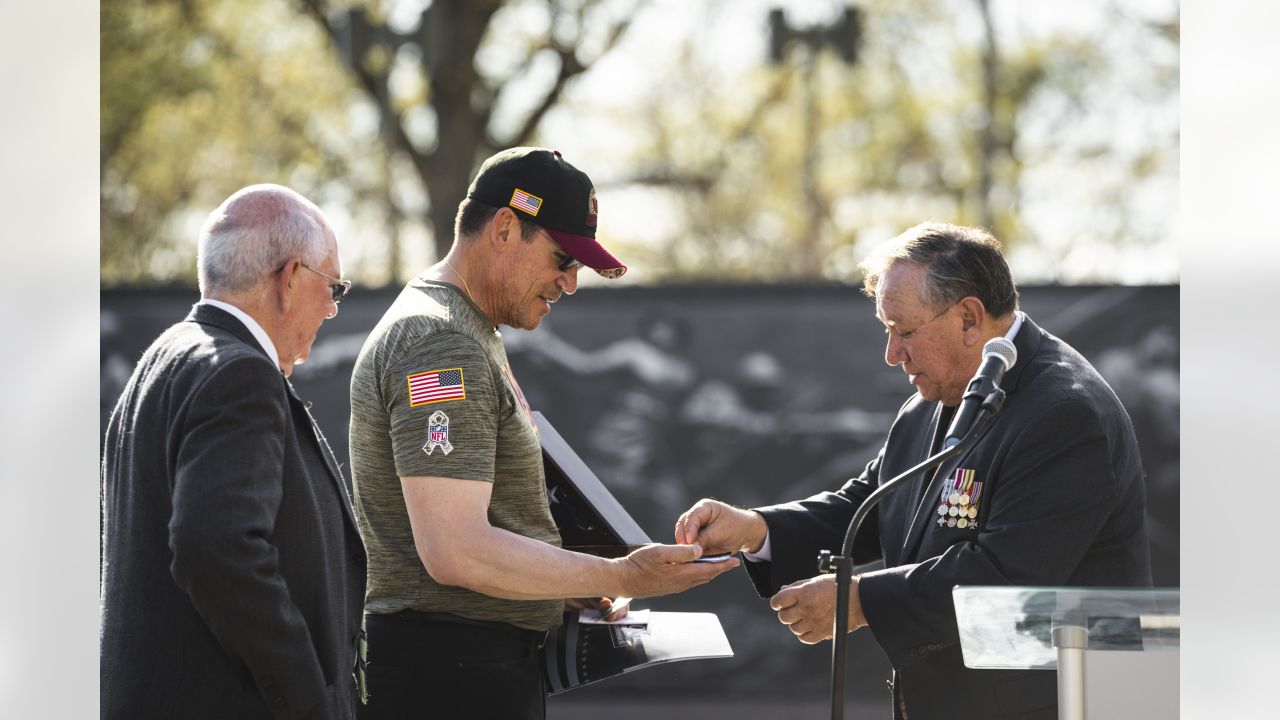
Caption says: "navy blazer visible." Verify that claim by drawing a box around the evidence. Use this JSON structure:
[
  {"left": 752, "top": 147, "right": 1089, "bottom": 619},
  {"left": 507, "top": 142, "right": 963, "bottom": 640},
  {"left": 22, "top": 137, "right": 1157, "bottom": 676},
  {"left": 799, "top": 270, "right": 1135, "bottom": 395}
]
[
  {"left": 747, "top": 315, "right": 1152, "bottom": 719},
  {"left": 101, "top": 304, "right": 367, "bottom": 719}
]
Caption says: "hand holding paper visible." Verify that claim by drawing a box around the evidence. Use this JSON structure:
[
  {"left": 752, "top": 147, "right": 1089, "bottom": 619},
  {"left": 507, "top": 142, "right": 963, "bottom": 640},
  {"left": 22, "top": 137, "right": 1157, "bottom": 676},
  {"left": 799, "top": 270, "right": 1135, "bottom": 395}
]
[
  {"left": 566, "top": 596, "right": 632, "bottom": 622},
  {"left": 579, "top": 606, "right": 649, "bottom": 625}
]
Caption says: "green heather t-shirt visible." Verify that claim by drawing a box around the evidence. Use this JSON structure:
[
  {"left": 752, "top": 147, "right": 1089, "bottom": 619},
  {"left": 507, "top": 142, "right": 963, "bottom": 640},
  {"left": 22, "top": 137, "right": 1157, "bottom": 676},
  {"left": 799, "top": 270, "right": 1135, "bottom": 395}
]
[{"left": 349, "top": 278, "right": 562, "bottom": 631}]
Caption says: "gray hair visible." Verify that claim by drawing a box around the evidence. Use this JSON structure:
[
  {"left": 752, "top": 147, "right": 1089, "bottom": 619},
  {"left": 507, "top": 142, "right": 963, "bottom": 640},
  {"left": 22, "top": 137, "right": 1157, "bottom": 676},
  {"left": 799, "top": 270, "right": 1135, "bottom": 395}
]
[
  {"left": 858, "top": 222, "right": 1020, "bottom": 318},
  {"left": 197, "top": 184, "right": 331, "bottom": 294}
]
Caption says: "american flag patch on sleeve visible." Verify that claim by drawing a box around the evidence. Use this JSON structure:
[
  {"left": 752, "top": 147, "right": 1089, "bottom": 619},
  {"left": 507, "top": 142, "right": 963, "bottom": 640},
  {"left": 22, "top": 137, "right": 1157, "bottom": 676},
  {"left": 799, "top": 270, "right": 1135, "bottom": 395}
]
[
  {"left": 509, "top": 188, "right": 543, "bottom": 216},
  {"left": 407, "top": 368, "right": 466, "bottom": 406}
]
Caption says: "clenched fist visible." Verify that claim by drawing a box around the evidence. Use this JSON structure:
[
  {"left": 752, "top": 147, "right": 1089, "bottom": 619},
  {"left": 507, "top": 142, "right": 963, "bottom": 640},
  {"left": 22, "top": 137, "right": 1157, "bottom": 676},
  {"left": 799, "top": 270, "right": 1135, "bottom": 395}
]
[{"left": 769, "top": 574, "right": 867, "bottom": 645}]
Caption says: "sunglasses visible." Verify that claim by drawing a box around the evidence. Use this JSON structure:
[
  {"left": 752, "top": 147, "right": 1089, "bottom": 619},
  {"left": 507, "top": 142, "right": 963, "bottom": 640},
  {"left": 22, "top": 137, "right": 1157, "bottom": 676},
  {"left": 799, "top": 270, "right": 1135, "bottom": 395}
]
[
  {"left": 557, "top": 254, "right": 584, "bottom": 272},
  {"left": 543, "top": 231, "right": 583, "bottom": 272},
  {"left": 300, "top": 263, "right": 352, "bottom": 304}
]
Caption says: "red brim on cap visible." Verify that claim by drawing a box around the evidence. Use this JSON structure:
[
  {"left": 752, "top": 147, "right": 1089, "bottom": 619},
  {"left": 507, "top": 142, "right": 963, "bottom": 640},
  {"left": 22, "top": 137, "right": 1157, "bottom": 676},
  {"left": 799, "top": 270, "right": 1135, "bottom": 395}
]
[{"left": 546, "top": 229, "right": 628, "bottom": 279}]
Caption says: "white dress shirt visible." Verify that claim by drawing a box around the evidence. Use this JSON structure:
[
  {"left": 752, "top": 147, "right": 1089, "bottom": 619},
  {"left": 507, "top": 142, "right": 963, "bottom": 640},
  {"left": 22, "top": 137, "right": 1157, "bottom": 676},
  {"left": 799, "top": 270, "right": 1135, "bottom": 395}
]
[{"left": 199, "top": 298, "right": 282, "bottom": 372}]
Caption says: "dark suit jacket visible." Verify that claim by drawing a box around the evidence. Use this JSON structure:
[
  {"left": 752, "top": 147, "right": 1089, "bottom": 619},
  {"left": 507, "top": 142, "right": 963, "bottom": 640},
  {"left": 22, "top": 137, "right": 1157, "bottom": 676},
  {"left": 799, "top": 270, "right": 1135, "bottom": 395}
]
[
  {"left": 746, "top": 315, "right": 1151, "bottom": 720},
  {"left": 101, "top": 303, "right": 367, "bottom": 720}
]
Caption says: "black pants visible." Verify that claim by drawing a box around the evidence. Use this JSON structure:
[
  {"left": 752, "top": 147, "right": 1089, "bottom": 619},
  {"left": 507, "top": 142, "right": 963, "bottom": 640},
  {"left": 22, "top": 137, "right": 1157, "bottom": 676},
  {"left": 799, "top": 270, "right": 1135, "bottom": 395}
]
[{"left": 359, "top": 611, "right": 548, "bottom": 720}]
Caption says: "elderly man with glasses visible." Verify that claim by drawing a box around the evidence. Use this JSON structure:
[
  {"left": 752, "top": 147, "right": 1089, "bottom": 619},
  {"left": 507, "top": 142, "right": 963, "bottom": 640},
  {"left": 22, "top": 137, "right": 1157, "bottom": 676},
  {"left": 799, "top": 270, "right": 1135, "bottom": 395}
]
[
  {"left": 101, "top": 184, "right": 367, "bottom": 720},
  {"left": 348, "top": 147, "right": 738, "bottom": 720}
]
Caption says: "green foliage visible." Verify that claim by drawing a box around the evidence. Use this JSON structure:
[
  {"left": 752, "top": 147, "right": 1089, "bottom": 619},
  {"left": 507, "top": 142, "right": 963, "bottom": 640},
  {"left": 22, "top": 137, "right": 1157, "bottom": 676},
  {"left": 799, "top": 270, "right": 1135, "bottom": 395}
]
[{"left": 101, "top": 0, "right": 377, "bottom": 285}]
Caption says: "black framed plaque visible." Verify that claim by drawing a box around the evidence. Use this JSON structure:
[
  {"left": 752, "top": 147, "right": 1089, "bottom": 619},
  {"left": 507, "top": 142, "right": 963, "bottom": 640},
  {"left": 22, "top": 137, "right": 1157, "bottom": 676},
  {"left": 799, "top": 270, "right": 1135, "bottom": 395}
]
[{"left": 534, "top": 411, "right": 652, "bottom": 558}]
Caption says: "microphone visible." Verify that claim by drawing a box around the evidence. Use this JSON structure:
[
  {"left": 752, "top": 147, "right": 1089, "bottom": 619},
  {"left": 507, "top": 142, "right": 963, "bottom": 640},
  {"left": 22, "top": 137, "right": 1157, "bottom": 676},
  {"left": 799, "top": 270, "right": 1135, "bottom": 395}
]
[
  {"left": 826, "top": 335, "right": 1013, "bottom": 720},
  {"left": 942, "top": 337, "right": 1017, "bottom": 448}
]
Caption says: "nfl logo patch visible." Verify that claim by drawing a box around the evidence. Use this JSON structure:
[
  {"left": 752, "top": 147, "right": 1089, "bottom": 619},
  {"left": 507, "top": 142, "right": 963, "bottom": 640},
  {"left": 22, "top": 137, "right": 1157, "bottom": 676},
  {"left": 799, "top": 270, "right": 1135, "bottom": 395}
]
[{"left": 423, "top": 410, "right": 454, "bottom": 455}]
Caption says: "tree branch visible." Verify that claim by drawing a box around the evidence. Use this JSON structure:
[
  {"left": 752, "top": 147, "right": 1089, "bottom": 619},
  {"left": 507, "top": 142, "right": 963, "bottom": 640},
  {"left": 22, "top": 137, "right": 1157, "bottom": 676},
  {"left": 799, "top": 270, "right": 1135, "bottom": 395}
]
[
  {"left": 296, "top": 0, "right": 434, "bottom": 181},
  {"left": 500, "top": 5, "right": 638, "bottom": 147}
]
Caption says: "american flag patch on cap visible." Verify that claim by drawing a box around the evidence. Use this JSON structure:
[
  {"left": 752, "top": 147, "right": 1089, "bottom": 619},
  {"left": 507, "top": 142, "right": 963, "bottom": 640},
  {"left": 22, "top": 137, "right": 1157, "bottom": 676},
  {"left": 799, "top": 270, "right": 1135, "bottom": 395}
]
[
  {"left": 510, "top": 188, "right": 543, "bottom": 216},
  {"left": 408, "top": 368, "right": 466, "bottom": 406}
]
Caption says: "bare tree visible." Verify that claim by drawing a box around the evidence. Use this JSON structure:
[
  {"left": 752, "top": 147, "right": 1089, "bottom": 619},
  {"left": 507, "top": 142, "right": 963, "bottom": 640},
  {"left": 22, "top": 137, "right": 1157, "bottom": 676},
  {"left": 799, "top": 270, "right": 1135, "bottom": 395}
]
[{"left": 299, "top": 0, "right": 638, "bottom": 268}]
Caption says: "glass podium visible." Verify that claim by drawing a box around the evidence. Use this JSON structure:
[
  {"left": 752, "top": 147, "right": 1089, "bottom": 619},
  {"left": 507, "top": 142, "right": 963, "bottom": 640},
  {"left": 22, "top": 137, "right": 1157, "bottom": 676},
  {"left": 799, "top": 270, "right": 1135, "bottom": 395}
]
[{"left": 952, "top": 587, "right": 1179, "bottom": 719}]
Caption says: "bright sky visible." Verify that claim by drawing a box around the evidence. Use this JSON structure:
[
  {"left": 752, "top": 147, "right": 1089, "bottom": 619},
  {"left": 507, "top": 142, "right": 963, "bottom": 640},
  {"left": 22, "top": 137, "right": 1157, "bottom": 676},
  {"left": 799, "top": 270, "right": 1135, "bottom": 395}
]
[{"left": 521, "top": 0, "right": 1181, "bottom": 285}]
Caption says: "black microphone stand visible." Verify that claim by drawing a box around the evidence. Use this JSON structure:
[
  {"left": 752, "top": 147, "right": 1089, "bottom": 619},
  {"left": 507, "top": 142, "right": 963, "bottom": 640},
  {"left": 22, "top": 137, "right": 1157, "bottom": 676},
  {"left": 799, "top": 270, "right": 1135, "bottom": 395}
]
[{"left": 819, "top": 386, "right": 1007, "bottom": 720}]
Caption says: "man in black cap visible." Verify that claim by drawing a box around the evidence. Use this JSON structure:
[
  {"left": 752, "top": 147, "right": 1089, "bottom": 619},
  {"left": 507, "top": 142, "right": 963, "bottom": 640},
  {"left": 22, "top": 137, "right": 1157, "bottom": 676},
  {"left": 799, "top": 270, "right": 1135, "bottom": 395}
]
[{"left": 349, "top": 147, "right": 738, "bottom": 719}]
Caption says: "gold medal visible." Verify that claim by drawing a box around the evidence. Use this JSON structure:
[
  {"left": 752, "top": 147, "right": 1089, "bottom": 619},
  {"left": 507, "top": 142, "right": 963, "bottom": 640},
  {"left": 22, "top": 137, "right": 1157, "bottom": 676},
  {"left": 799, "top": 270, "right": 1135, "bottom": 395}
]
[
  {"left": 957, "top": 518, "right": 969, "bottom": 529},
  {"left": 959, "top": 493, "right": 970, "bottom": 505},
  {"left": 968, "top": 507, "right": 978, "bottom": 519}
]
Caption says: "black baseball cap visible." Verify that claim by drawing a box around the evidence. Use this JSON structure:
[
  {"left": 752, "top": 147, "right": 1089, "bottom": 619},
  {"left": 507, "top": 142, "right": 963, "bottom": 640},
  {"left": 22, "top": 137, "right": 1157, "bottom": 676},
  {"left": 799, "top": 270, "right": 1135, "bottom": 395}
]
[{"left": 466, "top": 147, "right": 627, "bottom": 279}]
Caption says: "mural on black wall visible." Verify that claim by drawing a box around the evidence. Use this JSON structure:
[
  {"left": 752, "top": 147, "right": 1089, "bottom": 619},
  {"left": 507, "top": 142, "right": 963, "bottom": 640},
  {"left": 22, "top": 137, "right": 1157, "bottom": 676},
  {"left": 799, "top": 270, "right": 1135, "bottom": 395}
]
[{"left": 101, "top": 283, "right": 1178, "bottom": 702}]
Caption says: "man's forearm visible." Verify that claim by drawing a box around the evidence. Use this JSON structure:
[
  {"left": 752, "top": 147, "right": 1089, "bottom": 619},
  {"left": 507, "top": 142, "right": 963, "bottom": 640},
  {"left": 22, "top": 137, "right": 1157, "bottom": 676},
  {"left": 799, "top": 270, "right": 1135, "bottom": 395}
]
[{"left": 420, "top": 524, "right": 627, "bottom": 600}]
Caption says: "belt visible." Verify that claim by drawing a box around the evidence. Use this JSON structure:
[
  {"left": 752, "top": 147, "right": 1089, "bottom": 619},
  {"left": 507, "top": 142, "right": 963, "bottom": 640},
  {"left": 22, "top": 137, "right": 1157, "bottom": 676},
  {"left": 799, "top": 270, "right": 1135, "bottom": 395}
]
[{"left": 372, "top": 609, "right": 550, "bottom": 650}]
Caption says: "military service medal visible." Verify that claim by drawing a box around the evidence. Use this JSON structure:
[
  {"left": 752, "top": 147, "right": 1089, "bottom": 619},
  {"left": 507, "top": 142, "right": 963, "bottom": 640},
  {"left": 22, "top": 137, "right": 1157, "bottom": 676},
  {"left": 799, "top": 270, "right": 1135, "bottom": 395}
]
[{"left": 936, "top": 467, "right": 984, "bottom": 530}]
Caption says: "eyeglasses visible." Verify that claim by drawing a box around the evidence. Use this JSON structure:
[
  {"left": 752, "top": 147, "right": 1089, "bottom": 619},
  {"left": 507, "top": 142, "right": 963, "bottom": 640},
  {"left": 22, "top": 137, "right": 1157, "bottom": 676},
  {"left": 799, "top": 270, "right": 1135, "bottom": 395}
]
[{"left": 300, "top": 263, "right": 352, "bottom": 304}]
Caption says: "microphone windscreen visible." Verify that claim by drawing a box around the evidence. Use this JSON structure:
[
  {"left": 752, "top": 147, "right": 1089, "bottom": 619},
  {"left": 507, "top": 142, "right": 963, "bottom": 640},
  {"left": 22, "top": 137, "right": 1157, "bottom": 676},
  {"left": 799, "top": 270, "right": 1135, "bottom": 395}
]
[{"left": 982, "top": 337, "right": 1017, "bottom": 370}]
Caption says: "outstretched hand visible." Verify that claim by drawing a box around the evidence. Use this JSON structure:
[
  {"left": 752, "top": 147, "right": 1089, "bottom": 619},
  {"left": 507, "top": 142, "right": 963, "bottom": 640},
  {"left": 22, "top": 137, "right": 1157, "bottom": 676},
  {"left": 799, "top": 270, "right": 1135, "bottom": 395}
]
[{"left": 615, "top": 543, "right": 740, "bottom": 599}]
